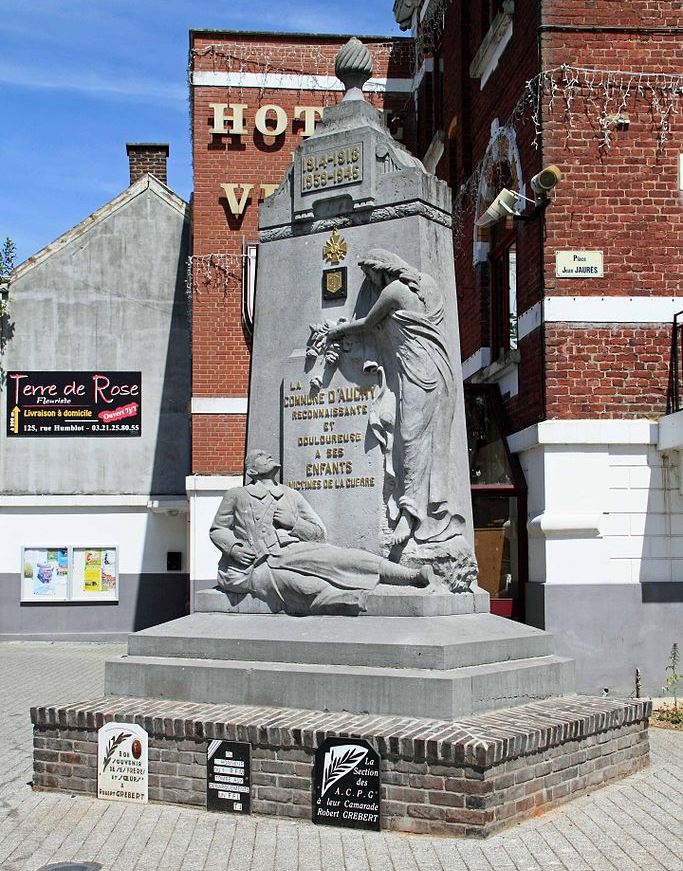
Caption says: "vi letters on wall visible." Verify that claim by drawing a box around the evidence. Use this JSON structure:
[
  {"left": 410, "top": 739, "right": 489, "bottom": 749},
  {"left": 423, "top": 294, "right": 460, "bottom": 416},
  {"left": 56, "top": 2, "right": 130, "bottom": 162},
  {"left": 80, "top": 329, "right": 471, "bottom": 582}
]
[{"left": 211, "top": 103, "right": 324, "bottom": 218}]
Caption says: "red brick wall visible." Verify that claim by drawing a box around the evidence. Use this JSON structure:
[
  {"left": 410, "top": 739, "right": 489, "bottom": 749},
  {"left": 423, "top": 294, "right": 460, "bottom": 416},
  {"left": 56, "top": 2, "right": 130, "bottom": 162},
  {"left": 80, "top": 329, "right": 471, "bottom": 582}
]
[
  {"left": 541, "top": 0, "right": 682, "bottom": 418},
  {"left": 418, "top": 0, "right": 680, "bottom": 431},
  {"left": 427, "top": 0, "right": 545, "bottom": 434},
  {"left": 545, "top": 325, "right": 671, "bottom": 418},
  {"left": 190, "top": 32, "right": 414, "bottom": 474},
  {"left": 192, "top": 414, "right": 247, "bottom": 475}
]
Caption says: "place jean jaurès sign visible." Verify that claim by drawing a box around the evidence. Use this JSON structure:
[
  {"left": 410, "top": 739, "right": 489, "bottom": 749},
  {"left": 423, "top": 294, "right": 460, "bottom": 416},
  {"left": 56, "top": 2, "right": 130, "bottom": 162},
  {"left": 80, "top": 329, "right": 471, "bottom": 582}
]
[
  {"left": 555, "top": 250, "right": 604, "bottom": 278},
  {"left": 6, "top": 371, "right": 142, "bottom": 437}
]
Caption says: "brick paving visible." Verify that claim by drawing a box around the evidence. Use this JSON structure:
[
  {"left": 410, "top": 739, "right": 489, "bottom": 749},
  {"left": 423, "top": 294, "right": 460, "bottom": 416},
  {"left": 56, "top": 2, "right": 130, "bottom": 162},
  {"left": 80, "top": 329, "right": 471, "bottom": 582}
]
[{"left": 1, "top": 641, "right": 682, "bottom": 870}]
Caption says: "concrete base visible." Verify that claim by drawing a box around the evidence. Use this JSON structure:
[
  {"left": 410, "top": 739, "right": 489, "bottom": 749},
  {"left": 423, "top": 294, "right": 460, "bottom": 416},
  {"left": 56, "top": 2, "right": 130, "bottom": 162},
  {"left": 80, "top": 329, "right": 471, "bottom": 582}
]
[
  {"left": 195, "top": 585, "right": 491, "bottom": 617},
  {"left": 31, "top": 694, "right": 651, "bottom": 838},
  {"left": 104, "top": 612, "right": 574, "bottom": 719}
]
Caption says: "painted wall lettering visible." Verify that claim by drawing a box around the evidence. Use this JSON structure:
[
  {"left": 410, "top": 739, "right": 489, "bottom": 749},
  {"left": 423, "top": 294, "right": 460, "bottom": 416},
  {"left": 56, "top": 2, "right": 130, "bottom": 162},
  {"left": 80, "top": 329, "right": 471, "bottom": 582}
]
[{"left": 209, "top": 103, "right": 324, "bottom": 139}]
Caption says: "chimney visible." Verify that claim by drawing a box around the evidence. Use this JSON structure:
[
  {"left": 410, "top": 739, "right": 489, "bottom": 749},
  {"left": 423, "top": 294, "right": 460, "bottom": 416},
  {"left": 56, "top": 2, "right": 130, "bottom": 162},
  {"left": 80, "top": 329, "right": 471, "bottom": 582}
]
[{"left": 126, "top": 143, "right": 169, "bottom": 186}]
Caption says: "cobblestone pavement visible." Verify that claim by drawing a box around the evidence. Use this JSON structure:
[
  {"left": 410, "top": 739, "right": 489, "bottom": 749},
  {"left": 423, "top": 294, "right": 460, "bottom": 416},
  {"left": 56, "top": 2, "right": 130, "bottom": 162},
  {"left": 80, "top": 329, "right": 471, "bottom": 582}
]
[{"left": 0, "top": 642, "right": 681, "bottom": 871}]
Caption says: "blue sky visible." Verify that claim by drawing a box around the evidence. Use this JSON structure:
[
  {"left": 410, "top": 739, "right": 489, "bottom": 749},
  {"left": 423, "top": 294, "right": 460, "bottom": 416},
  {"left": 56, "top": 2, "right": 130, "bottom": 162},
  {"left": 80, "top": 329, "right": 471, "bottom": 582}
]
[{"left": 1, "top": 1, "right": 401, "bottom": 265}]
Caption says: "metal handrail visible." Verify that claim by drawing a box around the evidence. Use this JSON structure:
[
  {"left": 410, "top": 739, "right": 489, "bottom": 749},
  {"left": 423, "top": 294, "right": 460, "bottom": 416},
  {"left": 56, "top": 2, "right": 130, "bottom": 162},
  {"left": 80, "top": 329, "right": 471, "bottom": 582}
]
[{"left": 667, "top": 310, "right": 683, "bottom": 414}]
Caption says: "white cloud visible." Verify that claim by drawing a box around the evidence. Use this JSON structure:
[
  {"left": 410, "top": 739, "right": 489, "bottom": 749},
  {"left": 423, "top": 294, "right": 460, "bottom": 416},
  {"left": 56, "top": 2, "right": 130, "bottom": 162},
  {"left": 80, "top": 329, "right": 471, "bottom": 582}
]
[{"left": 0, "top": 62, "right": 186, "bottom": 106}]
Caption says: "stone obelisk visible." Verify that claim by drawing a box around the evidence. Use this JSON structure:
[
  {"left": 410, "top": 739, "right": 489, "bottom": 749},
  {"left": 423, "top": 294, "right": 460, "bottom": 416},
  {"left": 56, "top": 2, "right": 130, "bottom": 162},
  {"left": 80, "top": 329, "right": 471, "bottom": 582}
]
[{"left": 247, "top": 38, "right": 479, "bottom": 595}]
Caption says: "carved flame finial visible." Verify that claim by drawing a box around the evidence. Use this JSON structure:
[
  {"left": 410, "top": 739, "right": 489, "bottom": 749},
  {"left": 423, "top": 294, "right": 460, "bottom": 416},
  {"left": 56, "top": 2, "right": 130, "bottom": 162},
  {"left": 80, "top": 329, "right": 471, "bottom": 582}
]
[{"left": 335, "top": 37, "right": 372, "bottom": 101}]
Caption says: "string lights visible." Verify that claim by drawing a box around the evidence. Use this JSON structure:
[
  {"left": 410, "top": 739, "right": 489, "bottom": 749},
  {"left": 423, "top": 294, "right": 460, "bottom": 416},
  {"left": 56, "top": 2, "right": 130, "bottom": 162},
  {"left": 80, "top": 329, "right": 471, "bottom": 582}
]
[
  {"left": 452, "top": 64, "right": 683, "bottom": 242},
  {"left": 187, "top": 254, "right": 244, "bottom": 298}
]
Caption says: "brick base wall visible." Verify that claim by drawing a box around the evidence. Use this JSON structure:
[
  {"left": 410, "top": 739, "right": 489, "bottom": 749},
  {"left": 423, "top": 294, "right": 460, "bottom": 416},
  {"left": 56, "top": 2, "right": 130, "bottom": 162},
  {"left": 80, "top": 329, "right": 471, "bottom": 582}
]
[{"left": 32, "top": 695, "right": 650, "bottom": 838}]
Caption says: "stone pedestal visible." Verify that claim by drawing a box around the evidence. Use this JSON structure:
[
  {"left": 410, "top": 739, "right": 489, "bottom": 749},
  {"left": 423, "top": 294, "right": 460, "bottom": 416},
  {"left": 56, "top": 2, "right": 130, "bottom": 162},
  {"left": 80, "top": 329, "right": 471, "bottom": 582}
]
[{"left": 103, "top": 610, "right": 573, "bottom": 720}]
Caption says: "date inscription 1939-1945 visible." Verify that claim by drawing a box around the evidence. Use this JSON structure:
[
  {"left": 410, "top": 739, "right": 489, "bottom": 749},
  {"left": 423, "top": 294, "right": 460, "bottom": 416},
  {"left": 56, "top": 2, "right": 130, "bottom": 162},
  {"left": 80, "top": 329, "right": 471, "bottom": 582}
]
[{"left": 301, "top": 144, "right": 362, "bottom": 193}]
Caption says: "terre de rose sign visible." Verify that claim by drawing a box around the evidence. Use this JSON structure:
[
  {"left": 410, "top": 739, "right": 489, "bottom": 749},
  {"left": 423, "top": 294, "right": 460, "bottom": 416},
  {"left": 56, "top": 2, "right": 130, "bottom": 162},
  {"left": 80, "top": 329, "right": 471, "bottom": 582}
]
[{"left": 6, "top": 371, "right": 142, "bottom": 437}]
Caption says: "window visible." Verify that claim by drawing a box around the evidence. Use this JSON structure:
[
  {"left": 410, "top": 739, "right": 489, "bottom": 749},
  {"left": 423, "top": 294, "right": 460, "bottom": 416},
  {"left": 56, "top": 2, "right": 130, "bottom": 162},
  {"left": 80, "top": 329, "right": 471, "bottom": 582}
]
[
  {"left": 465, "top": 384, "right": 527, "bottom": 620},
  {"left": 242, "top": 242, "right": 258, "bottom": 335},
  {"left": 433, "top": 52, "right": 445, "bottom": 133},
  {"left": 489, "top": 221, "right": 517, "bottom": 360}
]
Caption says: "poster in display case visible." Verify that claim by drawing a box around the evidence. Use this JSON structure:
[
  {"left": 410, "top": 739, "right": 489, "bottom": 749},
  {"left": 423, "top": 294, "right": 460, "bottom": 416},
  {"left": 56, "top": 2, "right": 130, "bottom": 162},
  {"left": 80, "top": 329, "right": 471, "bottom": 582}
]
[
  {"left": 21, "top": 547, "right": 70, "bottom": 602},
  {"left": 71, "top": 547, "right": 119, "bottom": 601},
  {"left": 19, "top": 546, "right": 119, "bottom": 603}
]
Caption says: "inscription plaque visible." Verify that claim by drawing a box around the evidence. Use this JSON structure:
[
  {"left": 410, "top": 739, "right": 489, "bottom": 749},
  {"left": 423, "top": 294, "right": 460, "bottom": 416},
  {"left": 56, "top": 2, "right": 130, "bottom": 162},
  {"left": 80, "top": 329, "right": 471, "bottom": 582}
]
[
  {"left": 313, "top": 737, "right": 380, "bottom": 831},
  {"left": 282, "top": 356, "right": 383, "bottom": 551},
  {"left": 207, "top": 740, "right": 251, "bottom": 814},
  {"left": 301, "top": 143, "right": 362, "bottom": 194},
  {"left": 97, "top": 722, "right": 148, "bottom": 804}
]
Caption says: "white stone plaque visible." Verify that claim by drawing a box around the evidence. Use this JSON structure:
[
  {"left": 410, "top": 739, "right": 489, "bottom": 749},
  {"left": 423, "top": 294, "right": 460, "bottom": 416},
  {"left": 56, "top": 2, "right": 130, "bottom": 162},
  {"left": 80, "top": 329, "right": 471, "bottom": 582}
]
[
  {"left": 555, "top": 250, "right": 604, "bottom": 278},
  {"left": 97, "top": 721, "right": 148, "bottom": 803}
]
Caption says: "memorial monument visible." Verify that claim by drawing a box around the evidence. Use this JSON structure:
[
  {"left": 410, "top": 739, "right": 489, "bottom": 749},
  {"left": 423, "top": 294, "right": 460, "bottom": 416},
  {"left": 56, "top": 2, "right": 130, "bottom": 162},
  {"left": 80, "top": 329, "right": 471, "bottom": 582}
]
[
  {"left": 104, "top": 38, "right": 574, "bottom": 718},
  {"left": 32, "top": 39, "right": 650, "bottom": 839}
]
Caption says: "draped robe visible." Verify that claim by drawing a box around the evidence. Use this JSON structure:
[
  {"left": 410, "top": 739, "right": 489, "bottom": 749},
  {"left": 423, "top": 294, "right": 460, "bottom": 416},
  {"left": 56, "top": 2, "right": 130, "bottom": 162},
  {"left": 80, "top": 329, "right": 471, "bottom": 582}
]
[{"left": 364, "top": 273, "right": 465, "bottom": 543}]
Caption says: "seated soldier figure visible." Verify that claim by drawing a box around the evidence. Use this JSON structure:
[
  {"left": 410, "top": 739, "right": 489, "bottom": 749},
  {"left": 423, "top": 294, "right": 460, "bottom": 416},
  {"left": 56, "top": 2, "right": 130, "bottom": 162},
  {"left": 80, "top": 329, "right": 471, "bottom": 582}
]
[{"left": 210, "top": 449, "right": 432, "bottom": 615}]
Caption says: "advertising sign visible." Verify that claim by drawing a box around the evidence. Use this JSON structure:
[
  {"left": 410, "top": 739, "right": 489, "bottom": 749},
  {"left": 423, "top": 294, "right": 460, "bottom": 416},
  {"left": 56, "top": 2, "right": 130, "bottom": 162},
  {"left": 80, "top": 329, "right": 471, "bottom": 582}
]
[
  {"left": 97, "top": 722, "right": 148, "bottom": 804},
  {"left": 207, "top": 740, "right": 251, "bottom": 814},
  {"left": 6, "top": 371, "right": 142, "bottom": 437},
  {"left": 313, "top": 737, "right": 380, "bottom": 831}
]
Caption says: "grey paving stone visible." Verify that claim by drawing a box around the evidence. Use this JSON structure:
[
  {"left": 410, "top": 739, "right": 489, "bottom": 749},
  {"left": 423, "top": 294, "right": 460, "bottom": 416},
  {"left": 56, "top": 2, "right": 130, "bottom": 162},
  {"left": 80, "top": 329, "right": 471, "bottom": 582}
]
[{"left": 0, "top": 641, "right": 681, "bottom": 871}]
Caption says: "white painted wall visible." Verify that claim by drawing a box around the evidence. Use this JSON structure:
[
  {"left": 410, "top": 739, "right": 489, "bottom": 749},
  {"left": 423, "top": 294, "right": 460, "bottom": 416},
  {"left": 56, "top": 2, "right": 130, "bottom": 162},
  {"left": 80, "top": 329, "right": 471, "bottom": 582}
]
[
  {"left": 510, "top": 420, "right": 683, "bottom": 587},
  {"left": 186, "top": 475, "right": 242, "bottom": 607},
  {"left": 0, "top": 507, "right": 188, "bottom": 575}
]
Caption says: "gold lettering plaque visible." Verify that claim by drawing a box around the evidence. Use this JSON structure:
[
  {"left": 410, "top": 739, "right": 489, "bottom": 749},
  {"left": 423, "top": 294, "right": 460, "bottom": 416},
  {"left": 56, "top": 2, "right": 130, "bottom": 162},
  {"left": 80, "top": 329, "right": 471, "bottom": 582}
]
[{"left": 301, "top": 143, "right": 362, "bottom": 194}]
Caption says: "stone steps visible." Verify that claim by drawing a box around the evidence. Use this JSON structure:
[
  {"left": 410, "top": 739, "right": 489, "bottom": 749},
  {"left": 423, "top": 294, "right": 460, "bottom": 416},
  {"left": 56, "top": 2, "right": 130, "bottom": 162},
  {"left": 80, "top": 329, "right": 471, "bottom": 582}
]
[
  {"left": 126, "top": 612, "right": 555, "bottom": 670},
  {"left": 105, "top": 650, "right": 574, "bottom": 720}
]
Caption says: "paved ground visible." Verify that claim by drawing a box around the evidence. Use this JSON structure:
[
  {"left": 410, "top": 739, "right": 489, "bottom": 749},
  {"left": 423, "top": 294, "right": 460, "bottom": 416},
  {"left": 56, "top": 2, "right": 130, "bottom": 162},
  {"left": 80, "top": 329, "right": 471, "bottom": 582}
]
[{"left": 0, "top": 642, "right": 681, "bottom": 871}]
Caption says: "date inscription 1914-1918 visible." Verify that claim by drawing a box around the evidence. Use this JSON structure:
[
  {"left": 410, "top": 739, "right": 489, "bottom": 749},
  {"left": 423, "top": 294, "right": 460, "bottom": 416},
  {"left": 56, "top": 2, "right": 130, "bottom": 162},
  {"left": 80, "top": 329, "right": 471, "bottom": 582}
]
[{"left": 301, "top": 144, "right": 362, "bottom": 193}]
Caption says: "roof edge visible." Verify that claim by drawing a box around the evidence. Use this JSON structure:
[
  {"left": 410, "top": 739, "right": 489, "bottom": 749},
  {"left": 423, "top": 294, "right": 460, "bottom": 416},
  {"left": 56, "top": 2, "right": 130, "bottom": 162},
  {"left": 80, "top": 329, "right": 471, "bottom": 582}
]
[
  {"left": 189, "top": 28, "right": 410, "bottom": 41},
  {"left": 11, "top": 175, "right": 190, "bottom": 284}
]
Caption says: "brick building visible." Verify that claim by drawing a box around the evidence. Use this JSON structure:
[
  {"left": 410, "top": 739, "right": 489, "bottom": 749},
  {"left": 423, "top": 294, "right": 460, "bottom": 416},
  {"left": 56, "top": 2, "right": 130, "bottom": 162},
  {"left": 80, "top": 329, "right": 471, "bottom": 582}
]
[
  {"left": 393, "top": 0, "right": 682, "bottom": 693},
  {"left": 187, "top": 11, "right": 682, "bottom": 693}
]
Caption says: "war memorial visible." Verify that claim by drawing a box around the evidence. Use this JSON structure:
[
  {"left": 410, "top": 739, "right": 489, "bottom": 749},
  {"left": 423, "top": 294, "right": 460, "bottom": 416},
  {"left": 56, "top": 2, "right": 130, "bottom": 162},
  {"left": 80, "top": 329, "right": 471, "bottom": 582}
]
[{"left": 31, "top": 41, "right": 650, "bottom": 837}]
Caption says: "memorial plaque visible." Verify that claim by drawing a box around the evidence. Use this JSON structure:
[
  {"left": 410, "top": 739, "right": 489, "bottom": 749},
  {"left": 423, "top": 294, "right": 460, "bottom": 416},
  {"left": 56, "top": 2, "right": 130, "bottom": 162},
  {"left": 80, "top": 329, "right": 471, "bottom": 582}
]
[
  {"left": 97, "top": 722, "right": 148, "bottom": 804},
  {"left": 207, "top": 740, "right": 251, "bottom": 814},
  {"left": 313, "top": 737, "right": 380, "bottom": 831},
  {"left": 301, "top": 143, "right": 362, "bottom": 194}
]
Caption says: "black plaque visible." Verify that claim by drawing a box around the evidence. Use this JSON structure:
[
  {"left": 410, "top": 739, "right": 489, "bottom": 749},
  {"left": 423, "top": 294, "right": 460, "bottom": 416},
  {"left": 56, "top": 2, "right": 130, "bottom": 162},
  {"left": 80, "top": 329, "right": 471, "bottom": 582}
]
[
  {"left": 6, "top": 371, "right": 142, "bottom": 438},
  {"left": 313, "top": 737, "right": 380, "bottom": 831},
  {"left": 322, "top": 267, "right": 347, "bottom": 302},
  {"left": 207, "top": 740, "right": 251, "bottom": 814}
]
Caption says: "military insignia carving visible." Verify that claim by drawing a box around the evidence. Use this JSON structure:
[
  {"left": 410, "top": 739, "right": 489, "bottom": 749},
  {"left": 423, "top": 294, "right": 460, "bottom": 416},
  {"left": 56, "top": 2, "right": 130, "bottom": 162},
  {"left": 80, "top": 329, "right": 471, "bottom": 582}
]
[{"left": 322, "top": 229, "right": 348, "bottom": 265}]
